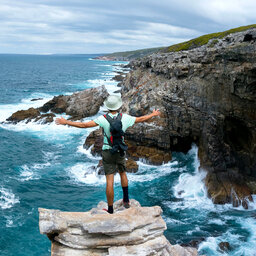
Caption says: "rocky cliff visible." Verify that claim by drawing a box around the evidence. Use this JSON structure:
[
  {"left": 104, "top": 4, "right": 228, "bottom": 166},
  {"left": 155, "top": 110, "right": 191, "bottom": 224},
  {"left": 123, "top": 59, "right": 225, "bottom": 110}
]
[
  {"left": 118, "top": 28, "right": 256, "bottom": 208},
  {"left": 39, "top": 200, "right": 198, "bottom": 256}
]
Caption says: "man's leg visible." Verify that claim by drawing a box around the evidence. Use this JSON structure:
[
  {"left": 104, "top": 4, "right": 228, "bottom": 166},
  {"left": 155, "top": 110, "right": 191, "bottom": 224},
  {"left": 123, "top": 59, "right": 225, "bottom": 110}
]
[
  {"left": 105, "top": 174, "right": 114, "bottom": 214},
  {"left": 119, "top": 171, "right": 129, "bottom": 206},
  {"left": 119, "top": 171, "right": 128, "bottom": 187}
]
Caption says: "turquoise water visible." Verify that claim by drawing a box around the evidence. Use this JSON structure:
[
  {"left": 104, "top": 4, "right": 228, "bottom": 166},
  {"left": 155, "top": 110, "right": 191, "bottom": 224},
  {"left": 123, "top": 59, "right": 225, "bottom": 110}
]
[{"left": 0, "top": 54, "right": 255, "bottom": 256}]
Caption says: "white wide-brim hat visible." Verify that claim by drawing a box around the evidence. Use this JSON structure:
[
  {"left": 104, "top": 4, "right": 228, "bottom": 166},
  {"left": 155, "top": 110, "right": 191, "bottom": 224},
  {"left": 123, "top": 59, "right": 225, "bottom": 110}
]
[{"left": 103, "top": 95, "right": 123, "bottom": 110}]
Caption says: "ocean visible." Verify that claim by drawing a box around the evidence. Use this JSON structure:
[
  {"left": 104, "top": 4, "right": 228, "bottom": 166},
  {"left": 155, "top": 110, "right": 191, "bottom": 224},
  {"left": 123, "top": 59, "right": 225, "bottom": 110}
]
[{"left": 0, "top": 54, "right": 255, "bottom": 256}]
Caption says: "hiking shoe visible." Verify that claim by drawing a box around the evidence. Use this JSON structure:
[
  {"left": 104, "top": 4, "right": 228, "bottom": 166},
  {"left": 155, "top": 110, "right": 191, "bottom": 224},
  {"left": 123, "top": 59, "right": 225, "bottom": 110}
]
[
  {"left": 123, "top": 200, "right": 130, "bottom": 209},
  {"left": 103, "top": 208, "right": 113, "bottom": 214}
]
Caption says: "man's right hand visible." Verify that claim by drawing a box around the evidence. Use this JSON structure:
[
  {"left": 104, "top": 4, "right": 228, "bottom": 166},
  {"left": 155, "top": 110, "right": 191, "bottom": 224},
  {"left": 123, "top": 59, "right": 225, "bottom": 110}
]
[
  {"left": 151, "top": 109, "right": 161, "bottom": 117},
  {"left": 55, "top": 116, "right": 67, "bottom": 125}
]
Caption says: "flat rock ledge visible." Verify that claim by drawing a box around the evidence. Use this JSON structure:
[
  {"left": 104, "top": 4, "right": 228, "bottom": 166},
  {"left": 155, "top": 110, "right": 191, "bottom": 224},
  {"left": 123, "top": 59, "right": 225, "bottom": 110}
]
[{"left": 39, "top": 199, "right": 198, "bottom": 256}]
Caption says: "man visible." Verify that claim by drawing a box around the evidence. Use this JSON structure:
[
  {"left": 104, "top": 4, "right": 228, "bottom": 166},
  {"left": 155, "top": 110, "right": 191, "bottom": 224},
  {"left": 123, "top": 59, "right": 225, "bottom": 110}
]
[{"left": 56, "top": 94, "right": 160, "bottom": 214}]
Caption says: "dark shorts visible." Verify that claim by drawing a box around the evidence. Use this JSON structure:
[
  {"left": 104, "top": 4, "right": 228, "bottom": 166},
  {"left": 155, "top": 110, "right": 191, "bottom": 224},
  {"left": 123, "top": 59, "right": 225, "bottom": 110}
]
[{"left": 102, "top": 150, "right": 126, "bottom": 175}]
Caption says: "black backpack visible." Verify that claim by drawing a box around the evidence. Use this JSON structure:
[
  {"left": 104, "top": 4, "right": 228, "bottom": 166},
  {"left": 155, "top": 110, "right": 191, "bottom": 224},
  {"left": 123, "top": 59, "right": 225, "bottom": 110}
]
[{"left": 103, "top": 113, "right": 128, "bottom": 156}]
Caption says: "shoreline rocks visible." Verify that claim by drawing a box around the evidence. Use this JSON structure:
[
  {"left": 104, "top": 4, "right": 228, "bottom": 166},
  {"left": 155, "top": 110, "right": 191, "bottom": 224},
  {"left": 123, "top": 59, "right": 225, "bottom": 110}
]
[
  {"left": 5, "top": 85, "right": 109, "bottom": 123},
  {"left": 39, "top": 199, "right": 198, "bottom": 256}
]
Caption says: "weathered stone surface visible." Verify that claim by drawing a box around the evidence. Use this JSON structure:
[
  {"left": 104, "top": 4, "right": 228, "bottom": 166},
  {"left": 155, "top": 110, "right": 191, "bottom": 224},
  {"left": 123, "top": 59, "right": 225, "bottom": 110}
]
[
  {"left": 39, "top": 199, "right": 197, "bottom": 256},
  {"left": 6, "top": 108, "right": 40, "bottom": 123},
  {"left": 218, "top": 241, "right": 231, "bottom": 252},
  {"left": 126, "top": 158, "right": 139, "bottom": 173},
  {"left": 204, "top": 170, "right": 253, "bottom": 208},
  {"left": 39, "top": 200, "right": 198, "bottom": 256},
  {"left": 34, "top": 113, "right": 56, "bottom": 124},
  {"left": 65, "top": 85, "right": 109, "bottom": 120},
  {"left": 39, "top": 95, "right": 68, "bottom": 114},
  {"left": 119, "top": 28, "right": 256, "bottom": 207},
  {"left": 84, "top": 128, "right": 104, "bottom": 156},
  {"left": 126, "top": 140, "right": 172, "bottom": 165},
  {"left": 31, "top": 98, "right": 43, "bottom": 101},
  {"left": 111, "top": 73, "right": 125, "bottom": 82},
  {"left": 6, "top": 86, "right": 109, "bottom": 123}
]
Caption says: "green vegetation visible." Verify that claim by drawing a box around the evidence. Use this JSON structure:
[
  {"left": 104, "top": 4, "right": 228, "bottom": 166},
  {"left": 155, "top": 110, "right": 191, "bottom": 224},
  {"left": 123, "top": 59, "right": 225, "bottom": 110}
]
[
  {"left": 164, "top": 24, "right": 256, "bottom": 52},
  {"left": 101, "top": 47, "right": 164, "bottom": 60}
]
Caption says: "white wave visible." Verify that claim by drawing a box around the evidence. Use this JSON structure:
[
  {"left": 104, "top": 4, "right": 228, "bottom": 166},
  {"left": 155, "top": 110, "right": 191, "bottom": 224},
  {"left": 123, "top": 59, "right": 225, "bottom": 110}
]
[
  {"left": 85, "top": 78, "right": 120, "bottom": 94},
  {"left": 18, "top": 162, "right": 51, "bottom": 181},
  {"left": 5, "top": 215, "right": 14, "bottom": 227},
  {"left": 67, "top": 163, "right": 106, "bottom": 185},
  {"left": 198, "top": 230, "right": 244, "bottom": 256},
  {"left": 0, "top": 114, "right": 86, "bottom": 142},
  {"left": 208, "top": 218, "right": 226, "bottom": 225},
  {"left": 66, "top": 157, "right": 177, "bottom": 186},
  {"left": 127, "top": 160, "right": 180, "bottom": 183},
  {"left": 232, "top": 217, "right": 256, "bottom": 256},
  {"left": 0, "top": 187, "right": 19, "bottom": 209},
  {"left": 77, "top": 144, "right": 101, "bottom": 161},
  {"left": 101, "top": 71, "right": 117, "bottom": 77},
  {"left": 166, "top": 145, "right": 215, "bottom": 210},
  {"left": 163, "top": 217, "right": 186, "bottom": 225},
  {"left": 198, "top": 237, "right": 221, "bottom": 255}
]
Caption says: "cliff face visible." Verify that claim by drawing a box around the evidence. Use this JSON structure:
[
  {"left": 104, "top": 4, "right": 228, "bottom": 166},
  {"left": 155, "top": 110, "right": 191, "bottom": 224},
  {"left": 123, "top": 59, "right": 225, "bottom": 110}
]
[
  {"left": 39, "top": 200, "right": 198, "bottom": 256},
  {"left": 120, "top": 29, "right": 256, "bottom": 208}
]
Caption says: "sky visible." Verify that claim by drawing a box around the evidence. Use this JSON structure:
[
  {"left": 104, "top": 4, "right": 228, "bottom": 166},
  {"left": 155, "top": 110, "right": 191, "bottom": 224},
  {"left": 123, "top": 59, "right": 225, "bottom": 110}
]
[{"left": 0, "top": 0, "right": 255, "bottom": 54}]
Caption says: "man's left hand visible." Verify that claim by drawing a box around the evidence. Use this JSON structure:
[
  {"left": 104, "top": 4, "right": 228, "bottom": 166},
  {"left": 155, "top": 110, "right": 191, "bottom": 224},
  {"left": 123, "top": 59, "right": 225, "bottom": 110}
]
[{"left": 55, "top": 116, "right": 67, "bottom": 125}]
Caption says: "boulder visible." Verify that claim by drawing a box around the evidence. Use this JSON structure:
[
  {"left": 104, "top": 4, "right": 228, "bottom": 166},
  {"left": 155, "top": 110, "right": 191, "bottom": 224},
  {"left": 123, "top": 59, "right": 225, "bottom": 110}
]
[
  {"left": 34, "top": 113, "right": 56, "bottom": 124},
  {"left": 39, "top": 95, "right": 68, "bottom": 114},
  {"left": 84, "top": 128, "right": 104, "bottom": 156},
  {"left": 6, "top": 85, "right": 109, "bottom": 123},
  {"left": 218, "top": 241, "right": 231, "bottom": 252},
  {"left": 39, "top": 199, "right": 198, "bottom": 256},
  {"left": 65, "top": 85, "right": 109, "bottom": 120},
  {"left": 6, "top": 108, "right": 40, "bottom": 123},
  {"left": 31, "top": 98, "right": 43, "bottom": 101},
  {"left": 39, "top": 85, "right": 109, "bottom": 120},
  {"left": 111, "top": 74, "right": 125, "bottom": 82}
]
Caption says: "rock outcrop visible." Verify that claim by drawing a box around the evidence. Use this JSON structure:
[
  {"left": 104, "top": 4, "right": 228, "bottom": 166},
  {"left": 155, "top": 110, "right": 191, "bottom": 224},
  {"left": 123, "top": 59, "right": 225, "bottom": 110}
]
[
  {"left": 118, "top": 28, "right": 256, "bottom": 207},
  {"left": 5, "top": 85, "right": 109, "bottom": 123},
  {"left": 83, "top": 128, "right": 171, "bottom": 166},
  {"left": 39, "top": 199, "right": 198, "bottom": 256}
]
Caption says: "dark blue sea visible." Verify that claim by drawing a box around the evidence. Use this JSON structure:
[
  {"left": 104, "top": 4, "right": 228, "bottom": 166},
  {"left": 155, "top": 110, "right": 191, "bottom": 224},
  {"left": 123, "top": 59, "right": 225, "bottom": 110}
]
[{"left": 0, "top": 54, "right": 255, "bottom": 256}]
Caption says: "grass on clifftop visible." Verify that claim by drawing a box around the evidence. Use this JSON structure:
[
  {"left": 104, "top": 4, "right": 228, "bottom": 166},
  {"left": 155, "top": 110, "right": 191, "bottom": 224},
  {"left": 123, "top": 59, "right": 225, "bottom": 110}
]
[
  {"left": 164, "top": 24, "right": 256, "bottom": 52},
  {"left": 103, "top": 46, "right": 164, "bottom": 60}
]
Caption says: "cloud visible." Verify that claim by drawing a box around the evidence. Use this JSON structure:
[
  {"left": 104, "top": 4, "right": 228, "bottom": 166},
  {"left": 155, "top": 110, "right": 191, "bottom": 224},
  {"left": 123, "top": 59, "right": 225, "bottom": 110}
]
[
  {"left": 0, "top": 0, "right": 255, "bottom": 54},
  {"left": 173, "top": 0, "right": 256, "bottom": 27}
]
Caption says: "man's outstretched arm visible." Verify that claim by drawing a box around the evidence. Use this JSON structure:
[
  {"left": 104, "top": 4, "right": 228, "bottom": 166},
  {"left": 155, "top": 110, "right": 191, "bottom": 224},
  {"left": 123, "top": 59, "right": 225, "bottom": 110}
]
[
  {"left": 55, "top": 117, "right": 98, "bottom": 128},
  {"left": 135, "top": 109, "right": 161, "bottom": 123}
]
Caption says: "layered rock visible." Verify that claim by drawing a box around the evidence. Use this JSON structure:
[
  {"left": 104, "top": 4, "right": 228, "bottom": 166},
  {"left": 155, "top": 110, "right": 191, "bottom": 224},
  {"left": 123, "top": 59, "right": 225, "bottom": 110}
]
[
  {"left": 119, "top": 29, "right": 256, "bottom": 207},
  {"left": 39, "top": 199, "right": 198, "bottom": 256},
  {"left": 84, "top": 128, "right": 171, "bottom": 166},
  {"left": 5, "top": 85, "right": 109, "bottom": 123}
]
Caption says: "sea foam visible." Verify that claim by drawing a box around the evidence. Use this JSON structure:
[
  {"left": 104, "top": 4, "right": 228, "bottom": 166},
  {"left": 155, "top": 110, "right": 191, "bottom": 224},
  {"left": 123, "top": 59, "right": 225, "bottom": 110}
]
[{"left": 0, "top": 187, "right": 19, "bottom": 209}]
